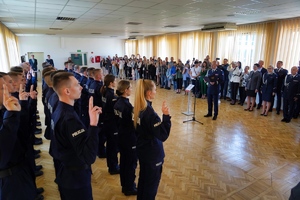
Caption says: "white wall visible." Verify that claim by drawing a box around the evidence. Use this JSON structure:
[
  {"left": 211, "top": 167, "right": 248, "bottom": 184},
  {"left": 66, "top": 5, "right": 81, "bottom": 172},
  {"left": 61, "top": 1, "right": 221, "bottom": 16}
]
[{"left": 18, "top": 36, "right": 125, "bottom": 69}]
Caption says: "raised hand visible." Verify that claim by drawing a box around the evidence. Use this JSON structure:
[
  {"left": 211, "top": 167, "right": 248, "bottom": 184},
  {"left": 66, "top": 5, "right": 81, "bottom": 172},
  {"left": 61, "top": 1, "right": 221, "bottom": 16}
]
[
  {"left": 19, "top": 84, "right": 29, "bottom": 101},
  {"left": 3, "top": 84, "right": 21, "bottom": 111},
  {"left": 29, "top": 85, "right": 37, "bottom": 99},
  {"left": 88, "top": 96, "right": 102, "bottom": 126},
  {"left": 162, "top": 101, "right": 170, "bottom": 115}
]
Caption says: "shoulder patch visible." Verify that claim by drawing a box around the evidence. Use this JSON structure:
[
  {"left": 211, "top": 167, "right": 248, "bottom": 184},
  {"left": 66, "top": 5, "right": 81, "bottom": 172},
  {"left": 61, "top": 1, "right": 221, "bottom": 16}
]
[
  {"left": 153, "top": 121, "right": 161, "bottom": 127},
  {"left": 72, "top": 129, "right": 85, "bottom": 137}
]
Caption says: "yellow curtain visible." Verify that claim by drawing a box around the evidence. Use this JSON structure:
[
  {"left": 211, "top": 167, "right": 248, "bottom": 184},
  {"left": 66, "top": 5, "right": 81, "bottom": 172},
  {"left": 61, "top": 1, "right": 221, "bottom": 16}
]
[
  {"left": 125, "top": 17, "right": 300, "bottom": 72},
  {"left": 125, "top": 40, "right": 137, "bottom": 58},
  {"left": 274, "top": 17, "right": 300, "bottom": 71},
  {"left": 0, "top": 22, "right": 20, "bottom": 72}
]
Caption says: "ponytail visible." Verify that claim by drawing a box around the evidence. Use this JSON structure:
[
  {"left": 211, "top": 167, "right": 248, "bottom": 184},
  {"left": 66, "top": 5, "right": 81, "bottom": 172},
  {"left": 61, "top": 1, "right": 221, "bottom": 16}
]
[
  {"left": 100, "top": 74, "right": 115, "bottom": 96},
  {"left": 133, "top": 79, "right": 155, "bottom": 128}
]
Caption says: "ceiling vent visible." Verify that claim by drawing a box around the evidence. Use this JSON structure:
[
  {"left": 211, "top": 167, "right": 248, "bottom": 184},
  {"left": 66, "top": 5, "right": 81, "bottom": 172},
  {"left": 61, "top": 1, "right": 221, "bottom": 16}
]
[
  {"left": 49, "top": 28, "right": 63, "bottom": 30},
  {"left": 201, "top": 23, "right": 237, "bottom": 32},
  {"left": 91, "top": 33, "right": 101, "bottom": 35},
  {"left": 164, "top": 25, "right": 179, "bottom": 28},
  {"left": 130, "top": 31, "right": 140, "bottom": 34},
  {"left": 56, "top": 17, "right": 76, "bottom": 21},
  {"left": 128, "top": 35, "right": 144, "bottom": 40},
  {"left": 127, "top": 22, "right": 142, "bottom": 25}
]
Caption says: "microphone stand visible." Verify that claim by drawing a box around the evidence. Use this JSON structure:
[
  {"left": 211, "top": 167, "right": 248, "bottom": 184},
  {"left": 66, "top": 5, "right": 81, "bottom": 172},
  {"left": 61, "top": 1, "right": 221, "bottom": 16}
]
[{"left": 183, "top": 81, "right": 203, "bottom": 124}]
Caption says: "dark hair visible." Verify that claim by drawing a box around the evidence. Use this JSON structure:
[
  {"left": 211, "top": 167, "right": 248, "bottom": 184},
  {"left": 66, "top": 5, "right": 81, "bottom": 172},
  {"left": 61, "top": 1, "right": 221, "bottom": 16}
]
[
  {"left": 10, "top": 66, "right": 23, "bottom": 73},
  {"left": 116, "top": 80, "right": 130, "bottom": 96},
  {"left": 80, "top": 67, "right": 88, "bottom": 73},
  {"left": 42, "top": 62, "right": 52, "bottom": 68},
  {"left": 237, "top": 61, "right": 242, "bottom": 69},
  {"left": 8, "top": 71, "right": 22, "bottom": 77},
  {"left": 0, "top": 72, "right": 8, "bottom": 76},
  {"left": 52, "top": 72, "right": 74, "bottom": 94},
  {"left": 87, "top": 67, "right": 95, "bottom": 77},
  {"left": 253, "top": 63, "right": 260, "bottom": 68},
  {"left": 100, "top": 74, "right": 115, "bottom": 96}
]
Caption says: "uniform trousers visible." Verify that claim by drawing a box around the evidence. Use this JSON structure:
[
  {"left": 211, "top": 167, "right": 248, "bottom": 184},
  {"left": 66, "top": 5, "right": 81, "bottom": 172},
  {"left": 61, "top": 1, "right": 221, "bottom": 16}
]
[
  {"left": 207, "top": 93, "right": 219, "bottom": 116},
  {"left": 98, "top": 124, "right": 106, "bottom": 157},
  {"left": 58, "top": 185, "right": 92, "bottom": 200},
  {"left": 0, "top": 161, "right": 36, "bottom": 200},
  {"left": 137, "top": 161, "right": 162, "bottom": 200},
  {"left": 119, "top": 145, "right": 137, "bottom": 190},
  {"left": 104, "top": 127, "right": 119, "bottom": 171},
  {"left": 283, "top": 98, "right": 297, "bottom": 120}
]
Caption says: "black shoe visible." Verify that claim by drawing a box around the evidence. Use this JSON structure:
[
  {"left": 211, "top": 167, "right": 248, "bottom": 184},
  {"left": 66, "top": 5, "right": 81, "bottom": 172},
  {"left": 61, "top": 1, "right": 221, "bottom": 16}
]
[
  {"left": 98, "top": 154, "right": 106, "bottom": 158},
  {"left": 34, "top": 149, "right": 41, "bottom": 154},
  {"left": 35, "top": 170, "right": 44, "bottom": 177},
  {"left": 35, "top": 154, "right": 40, "bottom": 159},
  {"left": 35, "top": 129, "right": 42, "bottom": 135},
  {"left": 36, "top": 115, "right": 40, "bottom": 120},
  {"left": 276, "top": 111, "right": 280, "bottom": 115},
  {"left": 109, "top": 167, "right": 120, "bottom": 175},
  {"left": 35, "top": 194, "right": 44, "bottom": 200},
  {"left": 34, "top": 138, "right": 43, "bottom": 145},
  {"left": 35, "top": 165, "right": 43, "bottom": 171},
  {"left": 123, "top": 188, "right": 138, "bottom": 196},
  {"left": 212, "top": 116, "right": 217, "bottom": 120},
  {"left": 36, "top": 121, "right": 42, "bottom": 126},
  {"left": 36, "top": 110, "right": 39, "bottom": 114},
  {"left": 204, "top": 114, "right": 212, "bottom": 117},
  {"left": 281, "top": 118, "right": 287, "bottom": 122},
  {"left": 286, "top": 119, "right": 291, "bottom": 123},
  {"left": 36, "top": 187, "right": 44, "bottom": 194}
]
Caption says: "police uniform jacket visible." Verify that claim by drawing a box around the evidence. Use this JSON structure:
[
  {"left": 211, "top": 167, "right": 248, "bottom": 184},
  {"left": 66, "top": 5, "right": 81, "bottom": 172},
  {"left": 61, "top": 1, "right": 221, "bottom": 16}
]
[
  {"left": 44, "top": 87, "right": 55, "bottom": 139},
  {"left": 0, "top": 109, "right": 21, "bottom": 169},
  {"left": 114, "top": 96, "right": 136, "bottom": 147},
  {"left": 102, "top": 88, "right": 117, "bottom": 132},
  {"left": 51, "top": 101, "right": 99, "bottom": 189},
  {"left": 85, "top": 77, "right": 94, "bottom": 91},
  {"left": 73, "top": 72, "right": 81, "bottom": 81},
  {"left": 136, "top": 101, "right": 171, "bottom": 165},
  {"left": 206, "top": 68, "right": 224, "bottom": 95},
  {"left": 89, "top": 80, "right": 103, "bottom": 108},
  {"left": 275, "top": 68, "right": 288, "bottom": 93},
  {"left": 282, "top": 74, "right": 300, "bottom": 99}
]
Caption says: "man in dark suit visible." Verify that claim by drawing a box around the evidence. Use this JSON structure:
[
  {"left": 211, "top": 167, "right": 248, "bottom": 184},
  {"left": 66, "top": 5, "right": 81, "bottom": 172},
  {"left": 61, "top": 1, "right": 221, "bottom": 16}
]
[
  {"left": 257, "top": 60, "right": 267, "bottom": 109},
  {"left": 274, "top": 61, "right": 288, "bottom": 114},
  {"left": 29, "top": 55, "right": 38, "bottom": 80},
  {"left": 204, "top": 60, "right": 224, "bottom": 120},
  {"left": 46, "top": 55, "right": 54, "bottom": 67}
]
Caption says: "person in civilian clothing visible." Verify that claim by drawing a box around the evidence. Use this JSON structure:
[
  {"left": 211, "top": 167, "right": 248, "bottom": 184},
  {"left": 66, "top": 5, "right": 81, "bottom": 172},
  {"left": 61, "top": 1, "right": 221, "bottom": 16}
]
[
  {"left": 245, "top": 64, "right": 262, "bottom": 111},
  {"left": 274, "top": 61, "right": 288, "bottom": 115}
]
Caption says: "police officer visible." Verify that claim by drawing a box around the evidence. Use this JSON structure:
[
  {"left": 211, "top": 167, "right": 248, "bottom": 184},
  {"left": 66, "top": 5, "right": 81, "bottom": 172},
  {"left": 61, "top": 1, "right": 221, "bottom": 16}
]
[
  {"left": 100, "top": 74, "right": 120, "bottom": 174},
  {"left": 114, "top": 80, "right": 137, "bottom": 196},
  {"left": 88, "top": 69, "right": 106, "bottom": 158},
  {"left": 204, "top": 60, "right": 224, "bottom": 120},
  {"left": 274, "top": 61, "right": 288, "bottom": 115},
  {"left": 0, "top": 77, "right": 39, "bottom": 200},
  {"left": 133, "top": 79, "right": 171, "bottom": 200},
  {"left": 282, "top": 66, "right": 300, "bottom": 123},
  {"left": 51, "top": 72, "right": 101, "bottom": 199}
]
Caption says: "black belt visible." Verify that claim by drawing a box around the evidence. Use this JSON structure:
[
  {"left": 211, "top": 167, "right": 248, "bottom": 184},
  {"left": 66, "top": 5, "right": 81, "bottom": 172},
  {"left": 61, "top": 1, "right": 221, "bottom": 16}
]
[
  {"left": 0, "top": 163, "right": 22, "bottom": 178},
  {"left": 65, "top": 164, "right": 89, "bottom": 171}
]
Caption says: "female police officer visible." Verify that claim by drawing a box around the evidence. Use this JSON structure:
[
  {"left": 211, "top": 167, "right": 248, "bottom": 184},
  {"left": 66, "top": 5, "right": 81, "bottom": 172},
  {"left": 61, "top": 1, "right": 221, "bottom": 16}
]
[
  {"left": 133, "top": 79, "right": 171, "bottom": 200},
  {"left": 114, "top": 80, "right": 137, "bottom": 196}
]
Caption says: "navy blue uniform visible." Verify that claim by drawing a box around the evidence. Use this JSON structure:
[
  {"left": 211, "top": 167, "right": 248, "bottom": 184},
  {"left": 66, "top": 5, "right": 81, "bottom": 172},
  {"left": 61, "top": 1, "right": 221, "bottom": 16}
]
[
  {"left": 136, "top": 101, "right": 171, "bottom": 200},
  {"left": 275, "top": 68, "right": 288, "bottom": 113},
  {"left": 0, "top": 106, "right": 36, "bottom": 200},
  {"left": 282, "top": 74, "right": 300, "bottom": 121},
  {"left": 114, "top": 97, "right": 137, "bottom": 192},
  {"left": 44, "top": 87, "right": 55, "bottom": 139},
  {"left": 88, "top": 80, "right": 106, "bottom": 157},
  {"left": 73, "top": 72, "right": 81, "bottom": 81},
  {"left": 51, "top": 101, "right": 99, "bottom": 200},
  {"left": 206, "top": 68, "right": 224, "bottom": 117},
  {"left": 258, "top": 67, "right": 267, "bottom": 107},
  {"left": 261, "top": 73, "right": 278, "bottom": 102},
  {"left": 102, "top": 88, "right": 119, "bottom": 172}
]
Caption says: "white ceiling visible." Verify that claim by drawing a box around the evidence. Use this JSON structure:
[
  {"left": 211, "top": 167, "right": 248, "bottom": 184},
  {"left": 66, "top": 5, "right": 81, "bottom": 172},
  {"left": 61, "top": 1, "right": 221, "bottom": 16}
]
[{"left": 1, "top": 0, "right": 300, "bottom": 39}]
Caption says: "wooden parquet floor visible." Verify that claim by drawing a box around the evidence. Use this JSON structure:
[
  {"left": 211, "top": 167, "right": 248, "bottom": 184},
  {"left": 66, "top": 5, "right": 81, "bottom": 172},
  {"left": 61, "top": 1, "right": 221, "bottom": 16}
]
[{"left": 35, "top": 80, "right": 300, "bottom": 200}]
